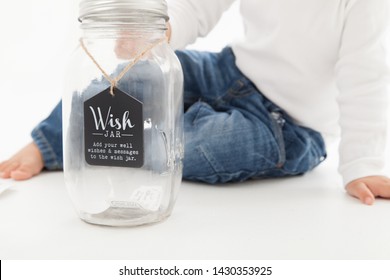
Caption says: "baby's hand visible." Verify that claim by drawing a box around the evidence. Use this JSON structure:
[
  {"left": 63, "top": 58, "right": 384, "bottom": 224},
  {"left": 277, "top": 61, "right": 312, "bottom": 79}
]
[
  {"left": 346, "top": 176, "right": 390, "bottom": 205},
  {"left": 114, "top": 31, "right": 144, "bottom": 60},
  {"left": 114, "top": 23, "right": 171, "bottom": 60}
]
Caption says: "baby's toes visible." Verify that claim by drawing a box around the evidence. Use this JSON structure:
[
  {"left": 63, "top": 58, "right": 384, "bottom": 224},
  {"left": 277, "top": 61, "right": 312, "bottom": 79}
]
[
  {"left": 0, "top": 162, "right": 20, "bottom": 178},
  {"left": 10, "top": 167, "right": 35, "bottom": 181},
  {"left": 0, "top": 160, "right": 9, "bottom": 171}
]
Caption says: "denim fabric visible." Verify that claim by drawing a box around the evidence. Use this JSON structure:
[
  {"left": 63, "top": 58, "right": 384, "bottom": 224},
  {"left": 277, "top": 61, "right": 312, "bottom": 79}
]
[
  {"left": 32, "top": 102, "right": 63, "bottom": 170},
  {"left": 177, "top": 48, "right": 326, "bottom": 183},
  {"left": 32, "top": 47, "right": 326, "bottom": 183}
]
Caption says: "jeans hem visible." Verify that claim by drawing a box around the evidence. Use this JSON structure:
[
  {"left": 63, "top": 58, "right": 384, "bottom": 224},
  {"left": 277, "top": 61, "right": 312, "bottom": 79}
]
[{"left": 31, "top": 127, "right": 62, "bottom": 170}]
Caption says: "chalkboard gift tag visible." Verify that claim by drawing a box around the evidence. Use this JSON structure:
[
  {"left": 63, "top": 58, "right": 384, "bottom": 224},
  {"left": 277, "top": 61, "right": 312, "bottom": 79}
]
[{"left": 84, "top": 87, "right": 144, "bottom": 168}]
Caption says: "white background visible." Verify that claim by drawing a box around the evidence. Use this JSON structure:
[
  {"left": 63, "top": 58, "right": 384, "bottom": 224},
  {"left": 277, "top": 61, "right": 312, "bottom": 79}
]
[{"left": 0, "top": 0, "right": 78, "bottom": 156}]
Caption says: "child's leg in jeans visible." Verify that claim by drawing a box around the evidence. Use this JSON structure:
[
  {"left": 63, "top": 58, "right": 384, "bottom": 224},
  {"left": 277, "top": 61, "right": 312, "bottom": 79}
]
[
  {"left": 0, "top": 102, "right": 63, "bottom": 180},
  {"left": 176, "top": 48, "right": 326, "bottom": 183}
]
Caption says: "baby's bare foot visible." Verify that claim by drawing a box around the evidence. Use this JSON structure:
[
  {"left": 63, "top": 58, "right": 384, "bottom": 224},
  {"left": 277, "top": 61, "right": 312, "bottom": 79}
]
[{"left": 0, "top": 142, "right": 44, "bottom": 181}]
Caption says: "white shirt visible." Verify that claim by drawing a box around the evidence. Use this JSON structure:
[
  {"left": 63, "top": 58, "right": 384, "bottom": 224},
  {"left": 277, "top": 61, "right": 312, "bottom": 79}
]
[{"left": 167, "top": 0, "right": 390, "bottom": 186}]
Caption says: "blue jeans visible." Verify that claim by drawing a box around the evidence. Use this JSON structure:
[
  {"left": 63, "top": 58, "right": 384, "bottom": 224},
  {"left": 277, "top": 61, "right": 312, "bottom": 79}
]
[{"left": 32, "top": 47, "right": 326, "bottom": 183}]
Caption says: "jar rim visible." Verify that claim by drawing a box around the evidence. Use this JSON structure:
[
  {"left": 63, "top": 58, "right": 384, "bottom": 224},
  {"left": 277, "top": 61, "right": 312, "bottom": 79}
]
[{"left": 79, "top": 0, "right": 169, "bottom": 23}]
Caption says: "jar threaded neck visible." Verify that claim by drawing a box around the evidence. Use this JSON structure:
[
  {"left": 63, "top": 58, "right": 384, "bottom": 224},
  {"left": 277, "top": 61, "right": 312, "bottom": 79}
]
[{"left": 79, "top": 0, "right": 169, "bottom": 29}]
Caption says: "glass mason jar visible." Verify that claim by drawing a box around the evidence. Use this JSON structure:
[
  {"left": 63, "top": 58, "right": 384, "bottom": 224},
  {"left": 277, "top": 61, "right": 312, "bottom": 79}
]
[{"left": 63, "top": 0, "right": 184, "bottom": 226}]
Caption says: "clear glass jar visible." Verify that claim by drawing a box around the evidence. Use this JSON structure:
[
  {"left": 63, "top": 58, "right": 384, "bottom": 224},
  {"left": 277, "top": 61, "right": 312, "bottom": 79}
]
[{"left": 63, "top": 0, "right": 184, "bottom": 226}]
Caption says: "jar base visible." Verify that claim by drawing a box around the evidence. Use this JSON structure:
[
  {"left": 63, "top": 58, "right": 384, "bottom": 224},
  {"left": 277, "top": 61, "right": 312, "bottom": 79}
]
[{"left": 79, "top": 207, "right": 172, "bottom": 227}]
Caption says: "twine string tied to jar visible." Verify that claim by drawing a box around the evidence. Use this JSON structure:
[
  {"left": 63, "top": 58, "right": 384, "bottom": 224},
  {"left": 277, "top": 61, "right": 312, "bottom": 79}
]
[{"left": 80, "top": 37, "right": 167, "bottom": 96}]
